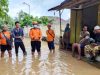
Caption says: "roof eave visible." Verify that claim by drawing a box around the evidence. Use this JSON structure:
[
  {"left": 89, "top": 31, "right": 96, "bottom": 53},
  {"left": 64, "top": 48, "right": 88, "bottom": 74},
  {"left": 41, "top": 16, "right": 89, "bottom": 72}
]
[
  {"left": 48, "top": 0, "right": 90, "bottom": 11},
  {"left": 48, "top": 5, "right": 61, "bottom": 11}
]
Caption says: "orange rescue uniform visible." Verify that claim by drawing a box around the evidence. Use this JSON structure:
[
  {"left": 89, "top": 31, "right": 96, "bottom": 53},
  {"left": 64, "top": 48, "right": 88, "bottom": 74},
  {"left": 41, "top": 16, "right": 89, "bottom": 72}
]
[
  {"left": 0, "top": 31, "right": 11, "bottom": 45},
  {"left": 46, "top": 29, "right": 55, "bottom": 41},
  {"left": 29, "top": 28, "right": 42, "bottom": 41}
]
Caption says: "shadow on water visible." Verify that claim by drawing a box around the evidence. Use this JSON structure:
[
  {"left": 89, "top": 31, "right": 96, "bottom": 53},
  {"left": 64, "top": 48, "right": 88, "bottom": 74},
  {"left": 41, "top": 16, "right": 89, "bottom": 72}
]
[{"left": 0, "top": 43, "right": 74, "bottom": 75}]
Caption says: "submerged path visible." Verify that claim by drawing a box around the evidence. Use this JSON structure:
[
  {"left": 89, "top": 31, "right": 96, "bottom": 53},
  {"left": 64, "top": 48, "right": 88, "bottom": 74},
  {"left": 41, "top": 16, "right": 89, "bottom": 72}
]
[{"left": 0, "top": 38, "right": 100, "bottom": 75}]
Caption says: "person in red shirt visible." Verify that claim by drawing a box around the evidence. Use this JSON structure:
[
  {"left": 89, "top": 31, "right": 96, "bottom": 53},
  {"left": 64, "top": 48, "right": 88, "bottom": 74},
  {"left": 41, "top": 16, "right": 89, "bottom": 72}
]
[
  {"left": 0, "top": 26, "right": 12, "bottom": 57},
  {"left": 46, "top": 24, "right": 55, "bottom": 52}
]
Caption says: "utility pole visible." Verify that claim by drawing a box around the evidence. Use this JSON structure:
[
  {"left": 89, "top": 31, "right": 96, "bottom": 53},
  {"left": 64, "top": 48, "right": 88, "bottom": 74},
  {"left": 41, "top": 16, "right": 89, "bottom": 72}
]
[{"left": 23, "top": 2, "right": 30, "bottom": 16}]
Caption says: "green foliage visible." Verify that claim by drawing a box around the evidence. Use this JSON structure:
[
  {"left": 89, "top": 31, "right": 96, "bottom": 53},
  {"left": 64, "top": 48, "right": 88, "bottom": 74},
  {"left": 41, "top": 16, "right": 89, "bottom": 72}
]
[
  {"left": 0, "top": 0, "right": 55, "bottom": 30},
  {"left": 39, "top": 16, "right": 54, "bottom": 26},
  {"left": 17, "top": 11, "right": 54, "bottom": 27},
  {"left": 6, "top": 16, "right": 15, "bottom": 29},
  {"left": 33, "top": 16, "right": 40, "bottom": 23},
  {"left": 16, "top": 10, "right": 33, "bottom": 27},
  {"left": 0, "top": 0, "right": 55, "bottom": 31},
  {"left": 0, "top": 16, "right": 15, "bottom": 30},
  {"left": 0, "top": 0, "right": 13, "bottom": 30},
  {"left": 0, "top": 18, "right": 4, "bottom": 30},
  {"left": 0, "top": 0, "right": 9, "bottom": 19}
]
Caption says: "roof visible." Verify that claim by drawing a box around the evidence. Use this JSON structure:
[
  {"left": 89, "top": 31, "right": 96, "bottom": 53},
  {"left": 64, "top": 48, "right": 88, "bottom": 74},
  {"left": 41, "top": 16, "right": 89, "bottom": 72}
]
[
  {"left": 48, "top": 5, "right": 61, "bottom": 11},
  {"left": 48, "top": 0, "right": 100, "bottom": 11},
  {"left": 48, "top": 0, "right": 72, "bottom": 11}
]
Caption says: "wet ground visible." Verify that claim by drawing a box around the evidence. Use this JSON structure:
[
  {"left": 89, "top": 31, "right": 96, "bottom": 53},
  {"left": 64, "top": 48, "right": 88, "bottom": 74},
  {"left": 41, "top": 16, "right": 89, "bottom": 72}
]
[{"left": 0, "top": 38, "right": 100, "bottom": 75}]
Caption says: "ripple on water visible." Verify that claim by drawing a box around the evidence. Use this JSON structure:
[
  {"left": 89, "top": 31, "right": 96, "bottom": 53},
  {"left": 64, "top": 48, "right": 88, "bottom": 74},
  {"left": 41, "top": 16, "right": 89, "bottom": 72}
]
[{"left": 0, "top": 46, "right": 75, "bottom": 75}]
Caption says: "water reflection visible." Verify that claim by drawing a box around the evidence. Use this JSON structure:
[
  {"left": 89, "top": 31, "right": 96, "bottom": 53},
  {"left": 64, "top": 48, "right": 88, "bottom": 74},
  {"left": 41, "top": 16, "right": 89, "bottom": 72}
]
[{"left": 0, "top": 46, "right": 74, "bottom": 75}]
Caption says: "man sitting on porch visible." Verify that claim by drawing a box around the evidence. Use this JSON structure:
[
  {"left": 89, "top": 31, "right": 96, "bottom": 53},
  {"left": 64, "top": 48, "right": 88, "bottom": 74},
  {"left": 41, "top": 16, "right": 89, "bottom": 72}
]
[
  {"left": 84, "top": 26, "right": 100, "bottom": 62},
  {"left": 72, "top": 26, "right": 90, "bottom": 60}
]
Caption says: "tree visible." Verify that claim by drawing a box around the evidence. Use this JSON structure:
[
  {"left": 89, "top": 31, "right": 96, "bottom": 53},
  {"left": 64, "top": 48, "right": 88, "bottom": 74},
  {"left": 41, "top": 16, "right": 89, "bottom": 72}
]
[
  {"left": 0, "top": 16, "right": 15, "bottom": 30},
  {"left": 0, "top": 0, "right": 9, "bottom": 30},
  {"left": 17, "top": 11, "right": 54, "bottom": 27},
  {"left": 17, "top": 10, "right": 33, "bottom": 27},
  {"left": 0, "top": 0, "right": 9, "bottom": 19},
  {"left": 33, "top": 16, "right": 41, "bottom": 24},
  {"left": 6, "top": 16, "right": 15, "bottom": 29},
  {"left": 39, "top": 16, "right": 54, "bottom": 26}
]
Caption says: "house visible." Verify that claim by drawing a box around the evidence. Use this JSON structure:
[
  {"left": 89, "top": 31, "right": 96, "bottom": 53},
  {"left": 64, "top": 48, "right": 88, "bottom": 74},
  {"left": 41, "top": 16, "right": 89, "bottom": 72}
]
[{"left": 48, "top": 0, "right": 100, "bottom": 44}]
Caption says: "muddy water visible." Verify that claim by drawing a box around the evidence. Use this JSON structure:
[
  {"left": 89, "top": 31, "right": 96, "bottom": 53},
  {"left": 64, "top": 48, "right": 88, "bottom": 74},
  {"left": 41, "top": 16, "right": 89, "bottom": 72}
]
[{"left": 0, "top": 38, "right": 100, "bottom": 75}]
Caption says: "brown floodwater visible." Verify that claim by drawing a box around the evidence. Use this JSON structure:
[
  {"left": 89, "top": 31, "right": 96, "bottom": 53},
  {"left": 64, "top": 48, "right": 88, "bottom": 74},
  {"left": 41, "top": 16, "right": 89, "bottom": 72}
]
[{"left": 0, "top": 38, "right": 100, "bottom": 75}]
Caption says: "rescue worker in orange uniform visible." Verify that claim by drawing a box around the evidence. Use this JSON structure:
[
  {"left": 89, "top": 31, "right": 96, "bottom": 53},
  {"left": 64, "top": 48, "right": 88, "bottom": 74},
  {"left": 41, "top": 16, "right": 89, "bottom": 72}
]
[
  {"left": 29, "top": 22, "right": 42, "bottom": 55},
  {"left": 46, "top": 24, "right": 55, "bottom": 52},
  {"left": 0, "top": 26, "right": 12, "bottom": 57}
]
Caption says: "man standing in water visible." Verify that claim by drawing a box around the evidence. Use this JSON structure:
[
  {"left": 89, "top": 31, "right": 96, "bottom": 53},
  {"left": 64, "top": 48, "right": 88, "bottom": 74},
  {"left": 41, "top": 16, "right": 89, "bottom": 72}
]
[
  {"left": 0, "top": 25, "right": 12, "bottom": 57},
  {"left": 46, "top": 24, "right": 55, "bottom": 53},
  {"left": 29, "top": 21, "right": 42, "bottom": 56},
  {"left": 12, "top": 21, "right": 27, "bottom": 56}
]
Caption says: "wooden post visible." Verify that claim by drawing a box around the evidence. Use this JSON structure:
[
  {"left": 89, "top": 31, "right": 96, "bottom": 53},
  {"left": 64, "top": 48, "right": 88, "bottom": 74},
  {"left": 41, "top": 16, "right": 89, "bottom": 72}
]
[
  {"left": 70, "top": 9, "right": 82, "bottom": 43},
  {"left": 59, "top": 10, "right": 62, "bottom": 36},
  {"left": 75, "top": 10, "right": 78, "bottom": 43},
  {"left": 98, "top": 3, "right": 100, "bottom": 25}
]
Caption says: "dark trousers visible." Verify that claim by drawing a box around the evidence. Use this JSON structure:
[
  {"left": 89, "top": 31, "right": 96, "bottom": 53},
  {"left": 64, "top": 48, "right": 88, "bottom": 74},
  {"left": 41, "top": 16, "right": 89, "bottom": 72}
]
[
  {"left": 15, "top": 42, "right": 26, "bottom": 55},
  {"left": 48, "top": 41, "right": 55, "bottom": 50},
  {"left": 31, "top": 41, "right": 41, "bottom": 52}
]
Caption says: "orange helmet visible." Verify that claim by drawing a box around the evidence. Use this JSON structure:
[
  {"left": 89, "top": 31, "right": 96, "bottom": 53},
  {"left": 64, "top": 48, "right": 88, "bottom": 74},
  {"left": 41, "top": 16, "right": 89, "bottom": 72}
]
[{"left": 32, "top": 21, "right": 38, "bottom": 25}]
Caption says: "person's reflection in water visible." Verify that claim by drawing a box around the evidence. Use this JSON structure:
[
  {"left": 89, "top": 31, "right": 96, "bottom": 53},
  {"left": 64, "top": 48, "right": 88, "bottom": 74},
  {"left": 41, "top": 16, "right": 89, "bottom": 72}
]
[
  {"left": 38, "top": 51, "right": 50, "bottom": 75},
  {"left": 7, "top": 58, "right": 15, "bottom": 75},
  {"left": 0, "top": 58, "right": 15, "bottom": 75},
  {"left": 30, "top": 54, "right": 40, "bottom": 75},
  {"left": 48, "top": 49, "right": 74, "bottom": 75},
  {"left": 11, "top": 56, "right": 26, "bottom": 75},
  {"left": 48, "top": 51, "right": 56, "bottom": 61},
  {"left": 0, "top": 59, "right": 8, "bottom": 75}
]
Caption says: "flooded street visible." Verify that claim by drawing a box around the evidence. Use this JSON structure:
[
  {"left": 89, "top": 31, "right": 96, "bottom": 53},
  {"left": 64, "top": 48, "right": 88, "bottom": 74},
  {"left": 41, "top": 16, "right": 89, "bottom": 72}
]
[{"left": 0, "top": 38, "right": 100, "bottom": 75}]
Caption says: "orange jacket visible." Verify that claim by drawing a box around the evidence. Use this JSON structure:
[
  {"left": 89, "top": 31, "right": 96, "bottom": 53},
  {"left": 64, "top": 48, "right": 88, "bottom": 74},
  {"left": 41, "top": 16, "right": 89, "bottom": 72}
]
[
  {"left": 29, "top": 28, "right": 42, "bottom": 41},
  {"left": 46, "top": 29, "right": 55, "bottom": 41},
  {"left": 0, "top": 31, "right": 11, "bottom": 45}
]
